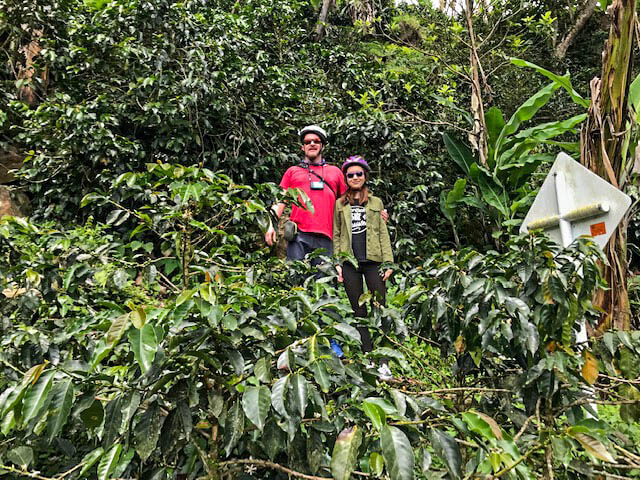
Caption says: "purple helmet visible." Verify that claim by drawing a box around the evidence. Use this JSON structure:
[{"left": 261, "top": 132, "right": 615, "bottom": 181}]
[{"left": 341, "top": 155, "right": 370, "bottom": 173}]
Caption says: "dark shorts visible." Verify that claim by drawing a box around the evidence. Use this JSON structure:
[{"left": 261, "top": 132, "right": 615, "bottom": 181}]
[{"left": 286, "top": 231, "right": 333, "bottom": 265}]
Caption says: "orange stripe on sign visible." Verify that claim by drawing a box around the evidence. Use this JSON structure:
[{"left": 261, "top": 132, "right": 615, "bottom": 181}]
[{"left": 590, "top": 222, "right": 606, "bottom": 236}]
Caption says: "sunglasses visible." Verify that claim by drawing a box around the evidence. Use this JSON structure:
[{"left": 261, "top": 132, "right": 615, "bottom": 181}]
[
  {"left": 346, "top": 171, "right": 365, "bottom": 179},
  {"left": 303, "top": 139, "right": 322, "bottom": 145}
]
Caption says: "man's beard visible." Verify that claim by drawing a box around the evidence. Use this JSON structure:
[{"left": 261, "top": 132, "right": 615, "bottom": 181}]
[{"left": 306, "top": 150, "right": 322, "bottom": 163}]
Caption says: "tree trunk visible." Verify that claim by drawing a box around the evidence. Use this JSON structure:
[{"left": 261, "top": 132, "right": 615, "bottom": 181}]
[
  {"left": 17, "top": 29, "right": 47, "bottom": 106},
  {"left": 580, "top": 0, "right": 636, "bottom": 331},
  {"left": 464, "top": 0, "right": 489, "bottom": 167},
  {"left": 348, "top": 0, "right": 376, "bottom": 29},
  {"left": 554, "top": 0, "right": 599, "bottom": 59},
  {"left": 315, "top": 0, "right": 333, "bottom": 40}
]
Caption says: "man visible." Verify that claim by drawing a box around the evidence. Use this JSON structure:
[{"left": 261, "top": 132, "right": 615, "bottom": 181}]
[{"left": 265, "top": 125, "right": 346, "bottom": 264}]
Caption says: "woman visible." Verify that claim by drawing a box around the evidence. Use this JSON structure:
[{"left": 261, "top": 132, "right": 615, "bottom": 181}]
[{"left": 333, "top": 155, "right": 394, "bottom": 378}]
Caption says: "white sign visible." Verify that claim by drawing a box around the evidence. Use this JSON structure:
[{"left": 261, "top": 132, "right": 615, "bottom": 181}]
[{"left": 520, "top": 152, "right": 631, "bottom": 249}]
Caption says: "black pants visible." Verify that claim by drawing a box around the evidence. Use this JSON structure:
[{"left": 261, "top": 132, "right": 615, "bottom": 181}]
[
  {"left": 342, "top": 261, "right": 386, "bottom": 353},
  {"left": 286, "top": 231, "right": 333, "bottom": 282},
  {"left": 286, "top": 231, "right": 333, "bottom": 264}
]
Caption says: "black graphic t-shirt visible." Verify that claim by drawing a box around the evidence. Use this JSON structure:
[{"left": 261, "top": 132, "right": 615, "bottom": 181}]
[{"left": 351, "top": 200, "right": 367, "bottom": 261}]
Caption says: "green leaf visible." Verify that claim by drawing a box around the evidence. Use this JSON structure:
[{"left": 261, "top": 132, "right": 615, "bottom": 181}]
[
  {"left": 431, "top": 428, "right": 462, "bottom": 480},
  {"left": 264, "top": 420, "right": 285, "bottom": 460},
  {"left": 1, "top": 408, "right": 15, "bottom": 435},
  {"left": 80, "top": 400, "right": 104, "bottom": 428},
  {"left": 175, "top": 288, "right": 196, "bottom": 306},
  {"left": 363, "top": 397, "right": 397, "bottom": 415},
  {"left": 227, "top": 350, "right": 245, "bottom": 374},
  {"left": 254, "top": 356, "right": 272, "bottom": 383},
  {"left": 380, "top": 426, "right": 414, "bottom": 480},
  {"left": 77, "top": 447, "right": 104, "bottom": 478},
  {"left": 505, "top": 296, "right": 530, "bottom": 320},
  {"left": 128, "top": 323, "right": 158, "bottom": 374},
  {"left": 513, "top": 114, "right": 587, "bottom": 141},
  {"left": 103, "top": 397, "right": 123, "bottom": 446},
  {"left": 421, "top": 448, "right": 432, "bottom": 473},
  {"left": 446, "top": 179, "right": 467, "bottom": 205},
  {"left": 121, "top": 390, "right": 141, "bottom": 433},
  {"left": 224, "top": 401, "right": 245, "bottom": 457},
  {"left": 370, "top": 452, "right": 384, "bottom": 476},
  {"left": 440, "top": 191, "right": 454, "bottom": 221},
  {"left": 89, "top": 339, "right": 112, "bottom": 372},
  {"left": 435, "top": 296, "right": 446, "bottom": 320},
  {"left": 134, "top": 403, "right": 164, "bottom": 463},
  {"left": 443, "top": 133, "right": 475, "bottom": 175},
  {"left": 97, "top": 443, "right": 122, "bottom": 480},
  {"left": 334, "top": 323, "right": 361, "bottom": 343},
  {"left": 46, "top": 379, "right": 75, "bottom": 442},
  {"left": 176, "top": 402, "right": 193, "bottom": 438},
  {"left": 390, "top": 390, "right": 407, "bottom": 417},
  {"left": 497, "top": 114, "right": 587, "bottom": 173},
  {"left": 112, "top": 448, "right": 134, "bottom": 478},
  {"left": 0, "top": 385, "right": 21, "bottom": 417},
  {"left": 629, "top": 73, "right": 640, "bottom": 121},
  {"left": 307, "top": 430, "right": 324, "bottom": 474},
  {"left": 7, "top": 446, "right": 33, "bottom": 469},
  {"left": 271, "top": 375, "right": 290, "bottom": 417},
  {"left": 485, "top": 106, "right": 505, "bottom": 151},
  {"left": 311, "top": 360, "right": 331, "bottom": 393},
  {"left": 441, "top": 178, "right": 467, "bottom": 221},
  {"left": 473, "top": 170, "right": 509, "bottom": 218},
  {"left": 511, "top": 58, "right": 590, "bottom": 108},
  {"left": 308, "top": 335, "right": 319, "bottom": 362},
  {"left": 242, "top": 386, "right": 271, "bottom": 432},
  {"left": 106, "top": 209, "right": 130, "bottom": 226},
  {"left": 363, "top": 400, "right": 386, "bottom": 431},
  {"left": 521, "top": 319, "right": 539, "bottom": 355},
  {"left": 206, "top": 304, "right": 223, "bottom": 328},
  {"left": 494, "top": 82, "right": 560, "bottom": 161},
  {"left": 130, "top": 307, "right": 146, "bottom": 329},
  {"left": 22, "top": 370, "right": 55, "bottom": 424},
  {"left": 290, "top": 374, "right": 308, "bottom": 418},
  {"left": 462, "top": 411, "right": 502, "bottom": 440},
  {"left": 80, "top": 192, "right": 103, "bottom": 208},
  {"left": 280, "top": 306, "right": 297, "bottom": 331},
  {"left": 106, "top": 313, "right": 130, "bottom": 346},
  {"left": 330, "top": 426, "right": 362, "bottom": 480}
]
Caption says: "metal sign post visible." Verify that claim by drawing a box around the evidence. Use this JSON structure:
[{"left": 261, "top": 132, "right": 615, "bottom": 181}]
[
  {"left": 521, "top": 152, "right": 632, "bottom": 416},
  {"left": 521, "top": 153, "right": 631, "bottom": 250}
]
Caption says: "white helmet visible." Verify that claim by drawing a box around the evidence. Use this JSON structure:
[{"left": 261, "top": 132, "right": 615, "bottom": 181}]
[{"left": 298, "top": 125, "right": 328, "bottom": 144}]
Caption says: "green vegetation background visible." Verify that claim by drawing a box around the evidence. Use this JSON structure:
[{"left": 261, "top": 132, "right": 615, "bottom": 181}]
[{"left": 1, "top": 0, "right": 640, "bottom": 479}]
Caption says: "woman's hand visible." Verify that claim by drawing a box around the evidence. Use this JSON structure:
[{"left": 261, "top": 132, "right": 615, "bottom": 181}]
[
  {"left": 381, "top": 269, "right": 392, "bottom": 281},
  {"left": 336, "top": 265, "right": 343, "bottom": 283}
]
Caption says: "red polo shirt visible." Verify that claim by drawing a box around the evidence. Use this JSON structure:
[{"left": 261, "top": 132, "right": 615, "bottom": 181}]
[{"left": 280, "top": 164, "right": 347, "bottom": 239}]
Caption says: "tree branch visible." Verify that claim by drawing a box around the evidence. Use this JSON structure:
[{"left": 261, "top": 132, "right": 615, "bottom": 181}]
[
  {"left": 414, "top": 387, "right": 512, "bottom": 395},
  {"left": 218, "top": 459, "right": 331, "bottom": 480},
  {"left": 0, "top": 464, "right": 56, "bottom": 480},
  {"left": 554, "top": 0, "right": 599, "bottom": 59},
  {"left": 493, "top": 442, "right": 546, "bottom": 478}
]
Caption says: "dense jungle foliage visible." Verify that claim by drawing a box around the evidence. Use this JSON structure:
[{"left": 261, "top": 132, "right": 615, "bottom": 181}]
[{"left": 1, "top": 0, "right": 640, "bottom": 479}]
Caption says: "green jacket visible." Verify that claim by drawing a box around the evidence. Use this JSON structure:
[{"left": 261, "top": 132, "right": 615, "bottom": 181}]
[{"left": 333, "top": 195, "right": 393, "bottom": 264}]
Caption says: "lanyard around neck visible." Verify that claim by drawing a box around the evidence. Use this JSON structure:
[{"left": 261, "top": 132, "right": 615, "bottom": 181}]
[{"left": 298, "top": 163, "right": 337, "bottom": 198}]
